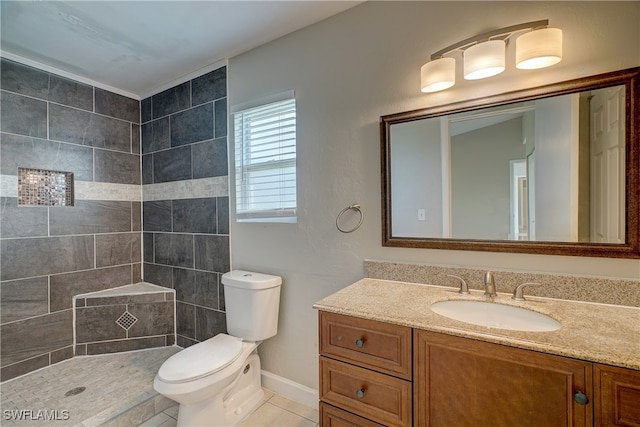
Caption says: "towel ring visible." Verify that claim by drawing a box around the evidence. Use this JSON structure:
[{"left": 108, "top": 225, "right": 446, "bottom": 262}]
[{"left": 336, "top": 204, "right": 363, "bottom": 233}]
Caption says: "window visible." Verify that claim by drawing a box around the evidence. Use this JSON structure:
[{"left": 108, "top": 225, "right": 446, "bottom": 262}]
[{"left": 234, "top": 98, "right": 297, "bottom": 221}]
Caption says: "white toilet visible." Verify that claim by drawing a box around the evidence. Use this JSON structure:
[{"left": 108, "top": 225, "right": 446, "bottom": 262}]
[{"left": 154, "top": 270, "right": 282, "bottom": 426}]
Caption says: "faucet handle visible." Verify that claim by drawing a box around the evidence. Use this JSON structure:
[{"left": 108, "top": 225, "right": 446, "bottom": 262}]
[
  {"left": 446, "top": 275, "right": 470, "bottom": 295},
  {"left": 512, "top": 282, "right": 541, "bottom": 301}
]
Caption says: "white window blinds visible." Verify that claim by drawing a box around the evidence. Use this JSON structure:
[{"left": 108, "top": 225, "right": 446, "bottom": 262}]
[{"left": 234, "top": 98, "right": 297, "bottom": 221}]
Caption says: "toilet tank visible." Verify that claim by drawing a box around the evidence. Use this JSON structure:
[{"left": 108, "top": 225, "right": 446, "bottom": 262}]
[{"left": 221, "top": 270, "right": 282, "bottom": 342}]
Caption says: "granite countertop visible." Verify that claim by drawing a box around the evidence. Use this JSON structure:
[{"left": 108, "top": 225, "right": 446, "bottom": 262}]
[{"left": 313, "top": 278, "right": 640, "bottom": 371}]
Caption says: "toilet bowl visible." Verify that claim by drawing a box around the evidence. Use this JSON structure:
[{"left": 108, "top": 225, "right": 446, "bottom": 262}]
[{"left": 153, "top": 270, "right": 281, "bottom": 426}]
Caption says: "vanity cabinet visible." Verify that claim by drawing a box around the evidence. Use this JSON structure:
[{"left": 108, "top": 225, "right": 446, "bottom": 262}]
[
  {"left": 594, "top": 364, "right": 640, "bottom": 426},
  {"left": 414, "top": 329, "right": 593, "bottom": 427},
  {"left": 319, "top": 311, "right": 412, "bottom": 426},
  {"left": 319, "top": 310, "right": 639, "bottom": 427}
]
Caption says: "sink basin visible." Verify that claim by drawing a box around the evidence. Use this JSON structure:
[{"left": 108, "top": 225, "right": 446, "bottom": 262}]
[{"left": 430, "top": 300, "right": 561, "bottom": 332}]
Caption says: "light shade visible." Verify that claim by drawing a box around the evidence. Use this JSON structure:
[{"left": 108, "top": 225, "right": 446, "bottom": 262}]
[
  {"left": 464, "top": 40, "right": 506, "bottom": 80},
  {"left": 421, "top": 57, "right": 456, "bottom": 93},
  {"left": 516, "top": 28, "right": 563, "bottom": 69}
]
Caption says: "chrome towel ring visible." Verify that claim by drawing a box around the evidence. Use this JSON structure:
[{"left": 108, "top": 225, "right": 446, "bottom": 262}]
[{"left": 336, "top": 204, "right": 363, "bottom": 233}]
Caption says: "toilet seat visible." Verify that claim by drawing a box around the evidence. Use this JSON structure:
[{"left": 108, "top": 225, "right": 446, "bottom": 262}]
[{"left": 158, "top": 334, "right": 243, "bottom": 384}]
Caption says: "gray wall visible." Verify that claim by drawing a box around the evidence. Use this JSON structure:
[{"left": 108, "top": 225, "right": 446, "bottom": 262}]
[
  {"left": 141, "top": 67, "right": 230, "bottom": 348},
  {"left": 228, "top": 1, "right": 640, "bottom": 390},
  {"left": 0, "top": 58, "right": 142, "bottom": 381}
]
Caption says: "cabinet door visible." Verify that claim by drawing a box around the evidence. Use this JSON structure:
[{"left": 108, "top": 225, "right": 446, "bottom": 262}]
[
  {"left": 414, "top": 330, "right": 593, "bottom": 427},
  {"left": 595, "top": 364, "right": 640, "bottom": 426}
]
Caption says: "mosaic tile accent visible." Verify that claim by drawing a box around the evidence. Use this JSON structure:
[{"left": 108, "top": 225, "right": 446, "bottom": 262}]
[{"left": 17, "top": 167, "right": 73, "bottom": 206}]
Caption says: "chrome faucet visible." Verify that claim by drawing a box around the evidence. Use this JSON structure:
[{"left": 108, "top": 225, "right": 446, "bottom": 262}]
[{"left": 483, "top": 271, "right": 497, "bottom": 298}]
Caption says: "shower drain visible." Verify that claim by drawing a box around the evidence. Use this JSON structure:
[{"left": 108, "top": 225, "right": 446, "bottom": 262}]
[{"left": 64, "top": 386, "right": 86, "bottom": 397}]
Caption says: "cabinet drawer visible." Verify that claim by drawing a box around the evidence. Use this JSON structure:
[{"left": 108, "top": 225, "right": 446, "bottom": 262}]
[
  {"left": 319, "top": 311, "right": 412, "bottom": 379},
  {"left": 320, "top": 403, "right": 385, "bottom": 427},
  {"left": 320, "top": 357, "right": 412, "bottom": 427}
]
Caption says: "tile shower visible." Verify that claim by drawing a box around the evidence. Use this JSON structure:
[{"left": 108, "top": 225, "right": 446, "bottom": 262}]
[{"left": 0, "top": 58, "right": 230, "bottom": 381}]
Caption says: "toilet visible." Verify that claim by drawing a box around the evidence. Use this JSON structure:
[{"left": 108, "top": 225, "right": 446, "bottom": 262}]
[{"left": 154, "top": 270, "right": 282, "bottom": 426}]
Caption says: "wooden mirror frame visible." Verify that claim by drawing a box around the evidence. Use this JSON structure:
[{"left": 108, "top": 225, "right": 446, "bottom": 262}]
[{"left": 381, "top": 67, "right": 639, "bottom": 258}]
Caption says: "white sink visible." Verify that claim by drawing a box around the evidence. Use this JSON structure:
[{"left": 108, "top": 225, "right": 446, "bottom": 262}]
[{"left": 430, "top": 300, "right": 561, "bottom": 332}]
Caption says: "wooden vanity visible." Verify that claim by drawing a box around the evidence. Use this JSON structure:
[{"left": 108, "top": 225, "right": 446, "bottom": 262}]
[{"left": 315, "top": 279, "right": 640, "bottom": 427}]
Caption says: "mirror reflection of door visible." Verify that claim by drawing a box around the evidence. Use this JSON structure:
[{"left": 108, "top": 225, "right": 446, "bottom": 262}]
[{"left": 590, "top": 86, "right": 625, "bottom": 243}]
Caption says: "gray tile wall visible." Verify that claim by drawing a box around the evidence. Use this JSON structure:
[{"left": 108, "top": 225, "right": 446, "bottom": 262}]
[
  {"left": 0, "top": 58, "right": 143, "bottom": 381},
  {"left": 142, "top": 66, "right": 229, "bottom": 348}
]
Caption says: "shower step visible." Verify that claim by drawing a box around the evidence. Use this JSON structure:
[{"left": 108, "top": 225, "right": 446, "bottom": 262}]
[{"left": 74, "top": 282, "right": 176, "bottom": 356}]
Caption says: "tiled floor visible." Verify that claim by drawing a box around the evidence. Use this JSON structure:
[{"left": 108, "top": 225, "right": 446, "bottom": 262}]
[
  {"left": 0, "top": 346, "right": 318, "bottom": 427},
  {"left": 140, "top": 389, "right": 319, "bottom": 427}
]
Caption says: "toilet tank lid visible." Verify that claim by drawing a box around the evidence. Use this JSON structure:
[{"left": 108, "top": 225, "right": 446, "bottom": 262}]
[{"left": 222, "top": 270, "right": 282, "bottom": 289}]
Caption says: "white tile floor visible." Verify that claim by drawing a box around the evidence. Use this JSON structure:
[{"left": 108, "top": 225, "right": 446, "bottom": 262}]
[
  {"left": 139, "top": 389, "right": 319, "bottom": 427},
  {"left": 0, "top": 347, "right": 318, "bottom": 427}
]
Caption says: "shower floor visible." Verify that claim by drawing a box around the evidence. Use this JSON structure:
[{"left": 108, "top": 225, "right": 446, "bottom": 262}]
[{"left": 0, "top": 346, "right": 180, "bottom": 427}]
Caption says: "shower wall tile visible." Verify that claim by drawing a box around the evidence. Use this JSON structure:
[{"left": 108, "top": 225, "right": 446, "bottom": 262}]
[
  {"left": 1, "top": 235, "right": 94, "bottom": 281},
  {"left": 143, "top": 200, "right": 172, "bottom": 232},
  {"left": 154, "top": 233, "right": 194, "bottom": 268},
  {"left": 217, "top": 197, "right": 230, "bottom": 235},
  {"left": 152, "top": 82, "right": 190, "bottom": 118},
  {"left": 49, "top": 103, "right": 131, "bottom": 152},
  {"left": 173, "top": 267, "right": 196, "bottom": 305},
  {"left": 0, "top": 276, "right": 49, "bottom": 323},
  {"left": 143, "top": 233, "right": 154, "bottom": 263},
  {"left": 132, "top": 201, "right": 142, "bottom": 231},
  {"left": 0, "top": 133, "right": 94, "bottom": 180},
  {"left": 141, "top": 97, "right": 151, "bottom": 123},
  {"left": 0, "top": 354, "right": 49, "bottom": 382},
  {"left": 142, "top": 65, "right": 228, "bottom": 347},
  {"left": 128, "top": 301, "right": 174, "bottom": 338},
  {"left": 49, "top": 75, "right": 93, "bottom": 111},
  {"left": 194, "top": 235, "right": 230, "bottom": 273},
  {"left": 1, "top": 59, "right": 146, "bottom": 378},
  {"left": 191, "top": 67, "right": 226, "bottom": 105},
  {"left": 1, "top": 58, "right": 49, "bottom": 99},
  {"left": 176, "top": 301, "right": 196, "bottom": 339},
  {"left": 195, "top": 306, "right": 226, "bottom": 342},
  {"left": 76, "top": 304, "right": 127, "bottom": 343},
  {"left": 0, "top": 196, "right": 48, "bottom": 238},
  {"left": 49, "top": 200, "right": 132, "bottom": 235},
  {"left": 0, "top": 91, "right": 48, "bottom": 138},
  {"left": 195, "top": 270, "right": 220, "bottom": 310},
  {"left": 50, "top": 346, "right": 74, "bottom": 365},
  {"left": 94, "top": 149, "right": 141, "bottom": 185},
  {"left": 215, "top": 98, "right": 227, "bottom": 138},
  {"left": 153, "top": 145, "right": 192, "bottom": 183},
  {"left": 192, "top": 137, "right": 228, "bottom": 179},
  {"left": 0, "top": 309, "right": 73, "bottom": 367},
  {"left": 141, "top": 117, "right": 171, "bottom": 154},
  {"left": 95, "top": 88, "right": 140, "bottom": 123},
  {"left": 95, "top": 232, "right": 141, "bottom": 268},
  {"left": 50, "top": 265, "right": 132, "bottom": 311},
  {"left": 172, "top": 197, "right": 217, "bottom": 234},
  {"left": 142, "top": 154, "right": 153, "bottom": 184},
  {"left": 143, "top": 263, "right": 173, "bottom": 289},
  {"left": 170, "top": 102, "right": 214, "bottom": 146},
  {"left": 132, "top": 123, "right": 141, "bottom": 154}
]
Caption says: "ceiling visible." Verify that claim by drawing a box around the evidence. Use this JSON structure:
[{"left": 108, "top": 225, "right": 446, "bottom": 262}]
[{"left": 1, "top": 1, "right": 362, "bottom": 98}]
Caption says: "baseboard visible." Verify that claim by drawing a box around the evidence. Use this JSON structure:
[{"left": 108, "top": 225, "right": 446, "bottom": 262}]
[{"left": 260, "top": 370, "right": 318, "bottom": 409}]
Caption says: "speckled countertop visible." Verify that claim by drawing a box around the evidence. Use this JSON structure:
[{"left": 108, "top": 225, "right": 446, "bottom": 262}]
[{"left": 313, "top": 278, "right": 640, "bottom": 371}]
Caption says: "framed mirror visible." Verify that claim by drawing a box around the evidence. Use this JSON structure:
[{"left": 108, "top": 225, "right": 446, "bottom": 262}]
[{"left": 381, "top": 67, "right": 639, "bottom": 258}]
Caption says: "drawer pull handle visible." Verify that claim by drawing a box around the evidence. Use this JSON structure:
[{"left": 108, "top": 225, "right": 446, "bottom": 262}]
[
  {"left": 573, "top": 391, "right": 589, "bottom": 405},
  {"left": 355, "top": 338, "right": 364, "bottom": 348},
  {"left": 356, "top": 388, "right": 365, "bottom": 398}
]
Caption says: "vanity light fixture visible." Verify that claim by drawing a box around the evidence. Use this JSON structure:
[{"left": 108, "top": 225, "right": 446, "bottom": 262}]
[{"left": 420, "top": 20, "right": 562, "bottom": 93}]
